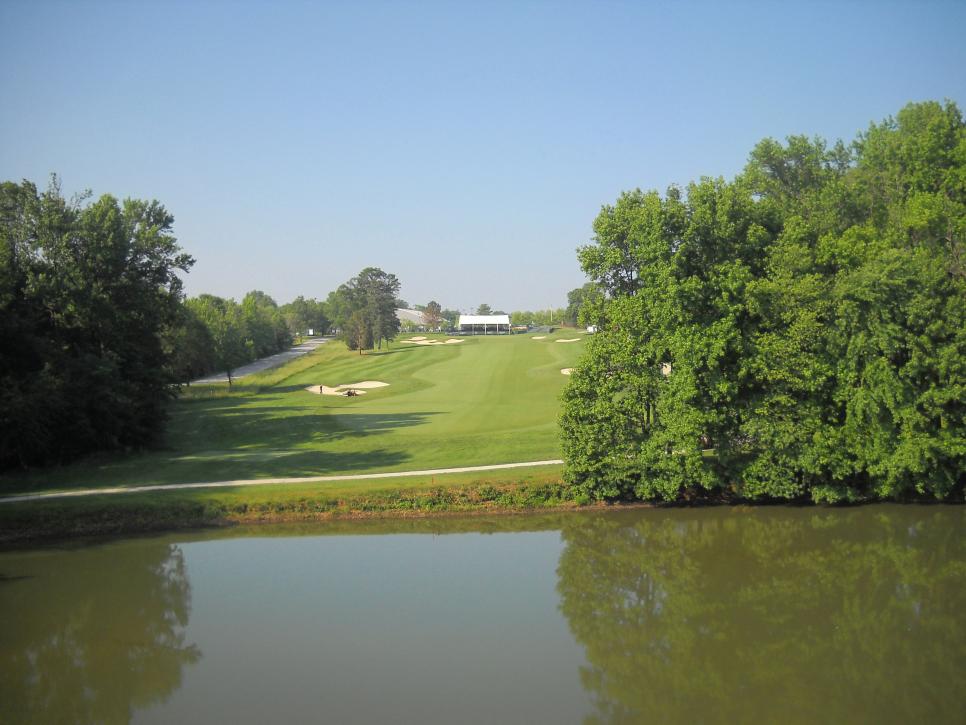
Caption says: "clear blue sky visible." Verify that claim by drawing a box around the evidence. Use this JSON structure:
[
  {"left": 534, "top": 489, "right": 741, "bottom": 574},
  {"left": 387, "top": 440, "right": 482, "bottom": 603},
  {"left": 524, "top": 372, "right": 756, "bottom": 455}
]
[{"left": 2, "top": 1, "right": 964, "bottom": 312}]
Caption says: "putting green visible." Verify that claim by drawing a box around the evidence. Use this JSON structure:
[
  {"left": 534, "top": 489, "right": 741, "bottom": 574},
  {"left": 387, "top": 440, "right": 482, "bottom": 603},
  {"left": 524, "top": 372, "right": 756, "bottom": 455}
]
[{"left": 3, "top": 332, "right": 587, "bottom": 492}]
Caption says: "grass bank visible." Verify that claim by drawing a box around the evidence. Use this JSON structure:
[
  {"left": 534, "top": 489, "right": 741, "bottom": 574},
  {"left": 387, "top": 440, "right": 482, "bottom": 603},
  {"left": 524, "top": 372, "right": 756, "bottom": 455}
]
[{"left": 0, "top": 467, "right": 583, "bottom": 545}]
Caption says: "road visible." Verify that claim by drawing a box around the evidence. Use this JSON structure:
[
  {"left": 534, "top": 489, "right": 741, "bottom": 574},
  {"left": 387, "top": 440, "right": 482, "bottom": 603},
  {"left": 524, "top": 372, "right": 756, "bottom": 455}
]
[
  {"left": 191, "top": 337, "right": 328, "bottom": 384},
  {"left": 0, "top": 460, "right": 566, "bottom": 503}
]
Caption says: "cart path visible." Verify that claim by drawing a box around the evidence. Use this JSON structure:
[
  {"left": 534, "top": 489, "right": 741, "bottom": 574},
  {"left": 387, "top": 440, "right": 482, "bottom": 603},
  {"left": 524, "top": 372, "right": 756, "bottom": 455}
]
[
  {"left": 0, "top": 460, "right": 566, "bottom": 503},
  {"left": 190, "top": 337, "right": 328, "bottom": 384}
]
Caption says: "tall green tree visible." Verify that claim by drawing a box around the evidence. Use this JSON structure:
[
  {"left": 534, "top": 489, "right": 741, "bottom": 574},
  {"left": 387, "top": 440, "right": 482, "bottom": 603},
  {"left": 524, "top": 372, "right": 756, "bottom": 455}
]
[
  {"left": 345, "top": 309, "right": 373, "bottom": 354},
  {"left": 187, "top": 295, "right": 250, "bottom": 387},
  {"left": 422, "top": 300, "right": 443, "bottom": 329},
  {"left": 0, "top": 177, "right": 193, "bottom": 468},
  {"left": 564, "top": 282, "right": 603, "bottom": 326},
  {"left": 162, "top": 302, "right": 215, "bottom": 385},
  {"left": 240, "top": 290, "right": 290, "bottom": 358},
  {"left": 560, "top": 101, "right": 965, "bottom": 503},
  {"left": 333, "top": 267, "right": 401, "bottom": 351}
]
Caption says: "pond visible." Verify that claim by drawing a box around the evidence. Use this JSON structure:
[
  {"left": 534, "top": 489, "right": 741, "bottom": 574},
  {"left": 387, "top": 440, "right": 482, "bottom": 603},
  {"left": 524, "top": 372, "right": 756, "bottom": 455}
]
[{"left": 1, "top": 505, "right": 964, "bottom": 723}]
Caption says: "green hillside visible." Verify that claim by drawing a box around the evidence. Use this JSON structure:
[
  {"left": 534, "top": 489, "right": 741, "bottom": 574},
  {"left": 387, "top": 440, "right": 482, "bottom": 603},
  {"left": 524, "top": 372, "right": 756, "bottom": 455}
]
[{"left": 2, "top": 332, "right": 586, "bottom": 494}]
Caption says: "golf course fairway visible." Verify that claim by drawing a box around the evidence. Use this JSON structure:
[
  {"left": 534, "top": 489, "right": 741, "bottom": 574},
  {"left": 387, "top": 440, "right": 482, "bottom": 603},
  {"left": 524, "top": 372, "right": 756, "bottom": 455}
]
[{"left": 1, "top": 332, "right": 587, "bottom": 496}]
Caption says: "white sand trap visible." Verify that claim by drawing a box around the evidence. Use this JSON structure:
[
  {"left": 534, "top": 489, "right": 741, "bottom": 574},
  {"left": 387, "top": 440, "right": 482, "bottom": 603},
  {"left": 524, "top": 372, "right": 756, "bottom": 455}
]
[
  {"left": 532, "top": 336, "right": 546, "bottom": 340},
  {"left": 444, "top": 338, "right": 464, "bottom": 344},
  {"left": 305, "top": 385, "right": 362, "bottom": 396},
  {"left": 556, "top": 338, "right": 580, "bottom": 343},
  {"left": 408, "top": 336, "right": 427, "bottom": 341},
  {"left": 305, "top": 380, "right": 390, "bottom": 396},
  {"left": 561, "top": 368, "right": 574, "bottom": 375}
]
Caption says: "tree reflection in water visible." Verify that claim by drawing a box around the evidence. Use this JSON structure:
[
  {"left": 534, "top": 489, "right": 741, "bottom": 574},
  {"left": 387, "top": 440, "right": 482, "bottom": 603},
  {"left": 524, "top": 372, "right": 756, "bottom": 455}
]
[
  {"left": 557, "top": 507, "right": 966, "bottom": 724},
  {"left": 0, "top": 542, "right": 200, "bottom": 723}
]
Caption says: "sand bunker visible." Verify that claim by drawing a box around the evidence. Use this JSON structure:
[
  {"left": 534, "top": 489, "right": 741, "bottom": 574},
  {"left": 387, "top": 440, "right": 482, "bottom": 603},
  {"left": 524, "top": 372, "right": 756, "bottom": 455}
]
[
  {"left": 561, "top": 368, "right": 574, "bottom": 375},
  {"left": 400, "top": 338, "right": 464, "bottom": 346},
  {"left": 556, "top": 338, "right": 580, "bottom": 343},
  {"left": 305, "top": 380, "right": 390, "bottom": 397},
  {"left": 532, "top": 336, "right": 546, "bottom": 340}
]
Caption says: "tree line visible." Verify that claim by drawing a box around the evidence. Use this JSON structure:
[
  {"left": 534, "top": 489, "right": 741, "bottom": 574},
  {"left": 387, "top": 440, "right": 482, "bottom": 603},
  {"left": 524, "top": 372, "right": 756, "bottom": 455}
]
[
  {"left": 323, "top": 267, "right": 402, "bottom": 353},
  {"left": 0, "top": 179, "right": 452, "bottom": 469},
  {"left": 0, "top": 175, "right": 401, "bottom": 468},
  {"left": 561, "top": 100, "right": 965, "bottom": 503},
  {"left": 168, "top": 291, "right": 330, "bottom": 386}
]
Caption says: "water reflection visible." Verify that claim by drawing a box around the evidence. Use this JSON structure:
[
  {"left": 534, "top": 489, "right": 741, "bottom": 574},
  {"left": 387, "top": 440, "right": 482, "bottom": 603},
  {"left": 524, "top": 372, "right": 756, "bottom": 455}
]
[
  {"left": 557, "top": 506, "right": 966, "bottom": 724},
  {"left": 1, "top": 507, "right": 963, "bottom": 724},
  {"left": 0, "top": 542, "right": 200, "bottom": 723}
]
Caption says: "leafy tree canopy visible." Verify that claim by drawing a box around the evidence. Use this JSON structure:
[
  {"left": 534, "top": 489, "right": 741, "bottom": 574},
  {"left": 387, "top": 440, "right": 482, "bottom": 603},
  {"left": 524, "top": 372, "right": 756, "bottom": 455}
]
[
  {"left": 509, "top": 309, "right": 566, "bottom": 326},
  {"left": 422, "top": 300, "right": 443, "bottom": 329},
  {"left": 0, "top": 177, "right": 193, "bottom": 467},
  {"left": 279, "top": 295, "right": 329, "bottom": 337},
  {"left": 564, "top": 282, "right": 603, "bottom": 326},
  {"left": 560, "top": 101, "right": 966, "bottom": 503},
  {"left": 330, "top": 267, "right": 401, "bottom": 352}
]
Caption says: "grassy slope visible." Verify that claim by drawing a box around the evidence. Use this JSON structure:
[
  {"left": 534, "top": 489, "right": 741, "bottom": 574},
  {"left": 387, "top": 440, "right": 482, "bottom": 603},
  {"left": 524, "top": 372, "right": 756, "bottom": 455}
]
[
  {"left": 1, "top": 332, "right": 586, "bottom": 495},
  {"left": 0, "top": 467, "right": 584, "bottom": 544}
]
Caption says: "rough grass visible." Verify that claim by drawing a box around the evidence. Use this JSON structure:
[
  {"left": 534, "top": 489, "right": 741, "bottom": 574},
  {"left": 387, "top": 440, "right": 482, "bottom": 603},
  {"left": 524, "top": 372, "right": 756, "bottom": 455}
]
[
  {"left": 0, "top": 467, "right": 586, "bottom": 544},
  {"left": 1, "top": 331, "right": 586, "bottom": 495}
]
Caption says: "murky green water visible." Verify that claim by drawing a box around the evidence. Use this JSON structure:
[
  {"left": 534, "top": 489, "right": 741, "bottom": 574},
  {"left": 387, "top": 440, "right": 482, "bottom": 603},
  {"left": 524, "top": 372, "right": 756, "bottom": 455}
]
[{"left": 2, "top": 505, "right": 964, "bottom": 724}]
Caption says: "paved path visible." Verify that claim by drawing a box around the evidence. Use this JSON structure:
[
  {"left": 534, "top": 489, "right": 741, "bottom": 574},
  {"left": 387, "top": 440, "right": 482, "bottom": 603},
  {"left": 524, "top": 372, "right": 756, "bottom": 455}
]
[
  {"left": 191, "top": 337, "right": 329, "bottom": 384},
  {"left": 0, "top": 460, "right": 565, "bottom": 504}
]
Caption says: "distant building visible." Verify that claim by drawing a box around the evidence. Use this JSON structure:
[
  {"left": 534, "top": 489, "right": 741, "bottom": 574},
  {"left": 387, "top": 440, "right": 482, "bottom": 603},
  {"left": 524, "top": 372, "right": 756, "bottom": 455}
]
[
  {"left": 396, "top": 308, "right": 427, "bottom": 326},
  {"left": 458, "top": 314, "right": 511, "bottom": 334}
]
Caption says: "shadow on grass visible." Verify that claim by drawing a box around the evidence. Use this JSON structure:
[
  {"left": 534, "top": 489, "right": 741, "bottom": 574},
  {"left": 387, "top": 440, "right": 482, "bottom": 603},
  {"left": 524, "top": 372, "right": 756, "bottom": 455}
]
[
  {"left": 1, "top": 446, "right": 418, "bottom": 493},
  {"left": 156, "top": 447, "right": 415, "bottom": 484},
  {"left": 362, "top": 346, "right": 421, "bottom": 356},
  {"left": 165, "top": 409, "right": 440, "bottom": 450},
  {"left": 266, "top": 384, "right": 325, "bottom": 394},
  {"left": 0, "top": 411, "right": 439, "bottom": 492}
]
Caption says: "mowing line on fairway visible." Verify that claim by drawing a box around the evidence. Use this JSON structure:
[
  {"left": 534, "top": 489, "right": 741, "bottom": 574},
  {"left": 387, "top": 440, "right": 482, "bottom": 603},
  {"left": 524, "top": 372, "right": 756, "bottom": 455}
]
[{"left": 0, "top": 460, "right": 566, "bottom": 504}]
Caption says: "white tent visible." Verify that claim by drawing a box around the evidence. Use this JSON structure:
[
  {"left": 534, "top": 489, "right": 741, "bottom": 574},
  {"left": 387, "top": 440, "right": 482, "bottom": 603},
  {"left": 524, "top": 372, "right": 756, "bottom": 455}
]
[{"left": 458, "top": 314, "right": 511, "bottom": 334}]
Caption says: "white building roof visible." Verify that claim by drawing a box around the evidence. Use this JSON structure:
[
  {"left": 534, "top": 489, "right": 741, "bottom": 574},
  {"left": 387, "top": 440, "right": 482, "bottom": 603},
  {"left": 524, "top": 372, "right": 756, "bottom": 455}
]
[
  {"left": 396, "top": 308, "right": 427, "bottom": 324},
  {"left": 458, "top": 314, "right": 510, "bottom": 326}
]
